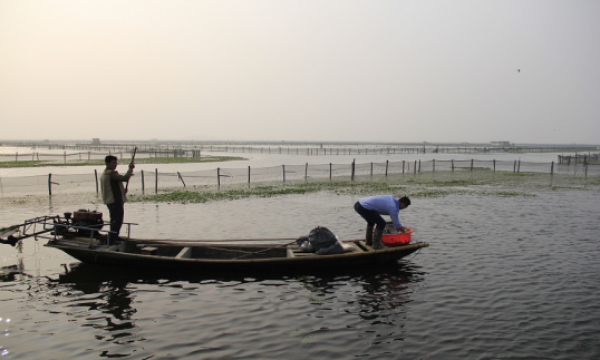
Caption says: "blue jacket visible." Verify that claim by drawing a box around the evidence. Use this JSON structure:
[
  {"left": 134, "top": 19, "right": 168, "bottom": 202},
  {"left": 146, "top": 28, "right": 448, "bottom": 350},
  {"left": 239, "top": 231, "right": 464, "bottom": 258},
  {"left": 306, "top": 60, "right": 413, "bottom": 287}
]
[{"left": 358, "top": 195, "right": 402, "bottom": 228}]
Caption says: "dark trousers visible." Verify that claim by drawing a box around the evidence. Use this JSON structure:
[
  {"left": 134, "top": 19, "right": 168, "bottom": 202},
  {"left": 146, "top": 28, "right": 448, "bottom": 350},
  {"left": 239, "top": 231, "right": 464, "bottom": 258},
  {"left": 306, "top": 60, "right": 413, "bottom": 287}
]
[
  {"left": 354, "top": 202, "right": 386, "bottom": 230},
  {"left": 107, "top": 202, "right": 125, "bottom": 237}
]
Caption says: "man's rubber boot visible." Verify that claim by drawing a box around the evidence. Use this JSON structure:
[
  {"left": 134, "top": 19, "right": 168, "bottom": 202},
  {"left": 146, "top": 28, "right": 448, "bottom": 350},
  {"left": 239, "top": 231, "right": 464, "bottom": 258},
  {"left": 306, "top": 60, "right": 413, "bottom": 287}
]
[
  {"left": 365, "top": 224, "right": 374, "bottom": 246},
  {"left": 373, "top": 229, "right": 385, "bottom": 250}
]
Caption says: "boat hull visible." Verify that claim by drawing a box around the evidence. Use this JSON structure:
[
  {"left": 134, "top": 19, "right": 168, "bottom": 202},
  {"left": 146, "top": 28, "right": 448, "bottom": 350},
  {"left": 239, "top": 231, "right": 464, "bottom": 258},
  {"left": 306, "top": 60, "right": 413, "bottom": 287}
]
[{"left": 47, "top": 238, "right": 429, "bottom": 271}]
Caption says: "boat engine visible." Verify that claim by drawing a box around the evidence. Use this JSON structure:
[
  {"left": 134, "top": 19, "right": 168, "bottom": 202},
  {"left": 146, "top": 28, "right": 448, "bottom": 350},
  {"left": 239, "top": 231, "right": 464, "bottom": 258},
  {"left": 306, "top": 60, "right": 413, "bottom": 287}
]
[{"left": 63, "top": 209, "right": 105, "bottom": 236}]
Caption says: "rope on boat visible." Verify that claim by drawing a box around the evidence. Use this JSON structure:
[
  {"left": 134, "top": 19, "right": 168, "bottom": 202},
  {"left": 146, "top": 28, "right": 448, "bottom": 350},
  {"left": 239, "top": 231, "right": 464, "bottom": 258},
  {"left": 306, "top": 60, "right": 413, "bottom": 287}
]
[
  {"left": 130, "top": 237, "right": 298, "bottom": 244},
  {"left": 189, "top": 245, "right": 278, "bottom": 255},
  {"left": 231, "top": 240, "right": 297, "bottom": 260},
  {"left": 402, "top": 245, "right": 424, "bottom": 262}
]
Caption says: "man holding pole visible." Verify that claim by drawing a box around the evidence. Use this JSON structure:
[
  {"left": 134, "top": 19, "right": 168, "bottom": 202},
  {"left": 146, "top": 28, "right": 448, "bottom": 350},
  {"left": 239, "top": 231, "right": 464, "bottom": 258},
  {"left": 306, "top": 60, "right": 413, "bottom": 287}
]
[{"left": 100, "top": 155, "right": 135, "bottom": 242}]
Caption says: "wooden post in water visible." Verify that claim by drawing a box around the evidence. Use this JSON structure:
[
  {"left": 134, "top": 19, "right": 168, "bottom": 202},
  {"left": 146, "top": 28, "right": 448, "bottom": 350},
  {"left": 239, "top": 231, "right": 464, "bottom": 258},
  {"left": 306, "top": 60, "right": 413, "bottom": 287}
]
[
  {"left": 413, "top": 160, "right": 417, "bottom": 175},
  {"left": 48, "top": 173, "right": 52, "bottom": 196},
  {"left": 217, "top": 168, "right": 221, "bottom": 188},
  {"left": 432, "top": 159, "right": 435, "bottom": 173},
  {"left": 305, "top": 163, "right": 308, "bottom": 181},
  {"left": 370, "top": 162, "right": 373, "bottom": 177},
  {"left": 550, "top": 162, "right": 554, "bottom": 176},
  {"left": 402, "top": 160, "right": 405, "bottom": 175},
  {"left": 451, "top": 159, "right": 454, "bottom": 172},
  {"left": 493, "top": 160, "right": 496, "bottom": 172},
  {"left": 155, "top": 168, "right": 158, "bottom": 194},
  {"left": 418, "top": 160, "right": 421, "bottom": 173},
  {"left": 141, "top": 170, "right": 145, "bottom": 194},
  {"left": 351, "top": 159, "right": 355, "bottom": 181},
  {"left": 282, "top": 165, "right": 286, "bottom": 183},
  {"left": 248, "top": 166, "right": 251, "bottom": 187},
  {"left": 177, "top": 172, "right": 186, "bottom": 188},
  {"left": 385, "top": 160, "right": 389, "bottom": 177},
  {"left": 470, "top": 159, "right": 474, "bottom": 172},
  {"left": 513, "top": 160, "right": 517, "bottom": 173},
  {"left": 94, "top": 169, "right": 99, "bottom": 196},
  {"left": 329, "top": 163, "right": 332, "bottom": 180}
]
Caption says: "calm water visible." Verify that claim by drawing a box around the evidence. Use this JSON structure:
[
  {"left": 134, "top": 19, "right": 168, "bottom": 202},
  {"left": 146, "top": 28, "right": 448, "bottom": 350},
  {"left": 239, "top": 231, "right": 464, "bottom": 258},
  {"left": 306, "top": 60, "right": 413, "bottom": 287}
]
[
  {"left": 1, "top": 187, "right": 599, "bottom": 359},
  {"left": 0, "top": 148, "right": 573, "bottom": 177}
]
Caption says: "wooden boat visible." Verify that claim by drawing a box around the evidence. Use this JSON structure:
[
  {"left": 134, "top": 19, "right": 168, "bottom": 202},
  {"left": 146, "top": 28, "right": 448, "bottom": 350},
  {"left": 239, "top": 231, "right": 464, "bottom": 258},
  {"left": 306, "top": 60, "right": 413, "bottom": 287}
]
[{"left": 1, "top": 213, "right": 429, "bottom": 271}]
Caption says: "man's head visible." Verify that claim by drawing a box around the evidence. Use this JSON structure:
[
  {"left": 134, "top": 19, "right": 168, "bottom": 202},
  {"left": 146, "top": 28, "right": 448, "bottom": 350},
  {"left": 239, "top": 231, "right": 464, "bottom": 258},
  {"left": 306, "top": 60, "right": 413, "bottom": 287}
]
[
  {"left": 105, "top": 155, "right": 118, "bottom": 170},
  {"left": 398, "top": 196, "right": 411, "bottom": 210}
]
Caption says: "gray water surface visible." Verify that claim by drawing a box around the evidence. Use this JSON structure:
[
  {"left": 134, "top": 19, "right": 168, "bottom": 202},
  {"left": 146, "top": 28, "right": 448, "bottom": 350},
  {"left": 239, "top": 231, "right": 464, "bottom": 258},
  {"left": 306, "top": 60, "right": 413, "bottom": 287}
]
[{"left": 1, "top": 189, "right": 599, "bottom": 359}]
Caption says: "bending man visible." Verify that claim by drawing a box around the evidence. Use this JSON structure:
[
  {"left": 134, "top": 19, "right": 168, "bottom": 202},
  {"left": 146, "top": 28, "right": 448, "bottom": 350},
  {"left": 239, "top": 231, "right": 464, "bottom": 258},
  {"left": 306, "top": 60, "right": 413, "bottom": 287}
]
[
  {"left": 100, "top": 155, "right": 134, "bottom": 242},
  {"left": 354, "top": 195, "right": 411, "bottom": 250}
]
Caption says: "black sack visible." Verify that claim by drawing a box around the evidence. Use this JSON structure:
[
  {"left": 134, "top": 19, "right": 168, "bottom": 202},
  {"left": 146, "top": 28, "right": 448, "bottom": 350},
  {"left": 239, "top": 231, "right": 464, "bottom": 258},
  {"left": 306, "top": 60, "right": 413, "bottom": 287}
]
[{"left": 308, "top": 226, "right": 338, "bottom": 251}]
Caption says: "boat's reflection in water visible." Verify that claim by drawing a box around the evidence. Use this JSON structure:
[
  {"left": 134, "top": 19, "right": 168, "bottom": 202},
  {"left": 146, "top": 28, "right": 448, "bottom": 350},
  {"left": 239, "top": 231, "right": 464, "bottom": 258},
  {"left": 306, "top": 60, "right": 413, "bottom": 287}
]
[
  {"left": 58, "top": 260, "right": 423, "bottom": 323},
  {"left": 0, "top": 260, "right": 425, "bottom": 358}
]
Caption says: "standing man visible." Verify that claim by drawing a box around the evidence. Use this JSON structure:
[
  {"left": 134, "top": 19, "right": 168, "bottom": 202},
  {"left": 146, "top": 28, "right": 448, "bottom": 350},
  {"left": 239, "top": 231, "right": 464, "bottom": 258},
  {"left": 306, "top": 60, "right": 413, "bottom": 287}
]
[
  {"left": 354, "top": 195, "right": 411, "bottom": 250},
  {"left": 100, "top": 155, "right": 134, "bottom": 242}
]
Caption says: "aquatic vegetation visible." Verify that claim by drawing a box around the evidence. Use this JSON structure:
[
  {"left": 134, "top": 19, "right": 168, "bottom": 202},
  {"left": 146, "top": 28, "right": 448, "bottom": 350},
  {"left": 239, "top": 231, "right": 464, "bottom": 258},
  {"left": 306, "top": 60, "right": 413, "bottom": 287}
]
[
  {"left": 480, "top": 190, "right": 535, "bottom": 197},
  {"left": 0, "top": 160, "right": 52, "bottom": 168},
  {"left": 133, "top": 156, "right": 246, "bottom": 164},
  {"left": 404, "top": 178, "right": 482, "bottom": 186},
  {"left": 285, "top": 328, "right": 307, "bottom": 337},
  {"left": 502, "top": 172, "right": 537, "bottom": 177},
  {"left": 130, "top": 176, "right": 544, "bottom": 204},
  {"left": 0, "top": 156, "right": 246, "bottom": 168},
  {"left": 304, "top": 294, "right": 325, "bottom": 303},
  {"left": 301, "top": 336, "right": 315, "bottom": 344}
]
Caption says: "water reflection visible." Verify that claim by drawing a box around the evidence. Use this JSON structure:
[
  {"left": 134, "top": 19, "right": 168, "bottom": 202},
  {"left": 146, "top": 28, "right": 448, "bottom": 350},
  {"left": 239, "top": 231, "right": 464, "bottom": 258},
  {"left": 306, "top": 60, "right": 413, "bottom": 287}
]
[
  {"left": 2, "top": 261, "right": 426, "bottom": 358},
  {"left": 54, "top": 261, "right": 425, "bottom": 322},
  {"left": 56, "top": 264, "right": 137, "bottom": 322}
]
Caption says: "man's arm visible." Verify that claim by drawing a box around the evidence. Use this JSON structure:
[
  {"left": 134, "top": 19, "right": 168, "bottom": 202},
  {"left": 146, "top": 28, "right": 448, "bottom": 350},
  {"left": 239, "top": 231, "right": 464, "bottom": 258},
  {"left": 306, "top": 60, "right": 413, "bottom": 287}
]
[
  {"left": 388, "top": 206, "right": 403, "bottom": 230},
  {"left": 110, "top": 168, "right": 133, "bottom": 182}
]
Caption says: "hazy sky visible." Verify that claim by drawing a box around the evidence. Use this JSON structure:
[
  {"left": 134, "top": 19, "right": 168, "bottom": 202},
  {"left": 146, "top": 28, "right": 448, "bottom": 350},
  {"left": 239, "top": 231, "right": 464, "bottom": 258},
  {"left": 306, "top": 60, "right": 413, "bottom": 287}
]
[{"left": 1, "top": 0, "right": 599, "bottom": 144}]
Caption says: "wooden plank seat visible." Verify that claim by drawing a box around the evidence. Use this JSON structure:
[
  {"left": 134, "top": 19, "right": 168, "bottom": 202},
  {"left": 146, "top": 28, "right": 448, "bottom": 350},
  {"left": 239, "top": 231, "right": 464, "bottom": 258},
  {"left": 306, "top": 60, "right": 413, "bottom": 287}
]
[{"left": 176, "top": 246, "right": 192, "bottom": 259}]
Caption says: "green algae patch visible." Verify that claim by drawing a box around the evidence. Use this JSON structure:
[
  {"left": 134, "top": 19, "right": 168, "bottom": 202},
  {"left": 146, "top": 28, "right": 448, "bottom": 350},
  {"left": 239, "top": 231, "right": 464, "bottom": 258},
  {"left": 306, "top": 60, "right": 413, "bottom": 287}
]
[
  {"left": 129, "top": 178, "right": 540, "bottom": 204},
  {"left": 0, "top": 156, "right": 246, "bottom": 168},
  {"left": 0, "top": 160, "right": 53, "bottom": 168}
]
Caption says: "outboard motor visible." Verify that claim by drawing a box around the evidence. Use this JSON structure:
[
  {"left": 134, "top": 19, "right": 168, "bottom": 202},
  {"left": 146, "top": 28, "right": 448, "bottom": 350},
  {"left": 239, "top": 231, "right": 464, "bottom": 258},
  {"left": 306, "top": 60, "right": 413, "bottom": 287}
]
[{"left": 72, "top": 209, "right": 105, "bottom": 236}]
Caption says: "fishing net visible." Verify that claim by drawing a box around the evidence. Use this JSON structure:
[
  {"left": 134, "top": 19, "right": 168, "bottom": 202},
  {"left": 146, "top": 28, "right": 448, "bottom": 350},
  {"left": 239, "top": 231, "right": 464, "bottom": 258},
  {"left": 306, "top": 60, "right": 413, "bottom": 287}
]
[{"left": 0, "top": 159, "right": 598, "bottom": 197}]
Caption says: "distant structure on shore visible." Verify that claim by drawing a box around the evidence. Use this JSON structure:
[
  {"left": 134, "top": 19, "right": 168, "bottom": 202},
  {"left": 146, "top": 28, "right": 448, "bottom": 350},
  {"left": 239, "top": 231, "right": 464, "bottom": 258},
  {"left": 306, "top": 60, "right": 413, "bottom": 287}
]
[
  {"left": 92, "top": 138, "right": 101, "bottom": 145},
  {"left": 491, "top": 141, "right": 511, "bottom": 146}
]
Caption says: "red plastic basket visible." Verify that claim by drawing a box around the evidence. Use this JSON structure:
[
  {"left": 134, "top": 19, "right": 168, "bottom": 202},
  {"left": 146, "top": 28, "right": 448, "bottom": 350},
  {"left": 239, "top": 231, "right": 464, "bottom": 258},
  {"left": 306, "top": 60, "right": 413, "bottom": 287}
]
[{"left": 381, "top": 227, "right": 413, "bottom": 246}]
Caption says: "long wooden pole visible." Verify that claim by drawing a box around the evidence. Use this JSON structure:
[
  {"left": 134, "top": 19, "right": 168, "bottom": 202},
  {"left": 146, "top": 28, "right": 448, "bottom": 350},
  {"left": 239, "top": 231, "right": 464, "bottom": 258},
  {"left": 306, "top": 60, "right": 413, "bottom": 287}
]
[
  {"left": 94, "top": 169, "right": 99, "bottom": 195},
  {"left": 125, "top": 147, "right": 137, "bottom": 193}
]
